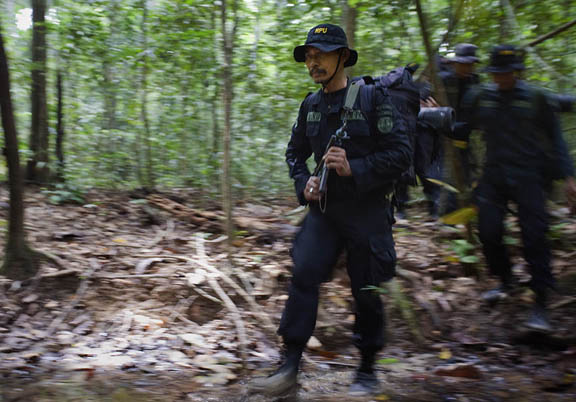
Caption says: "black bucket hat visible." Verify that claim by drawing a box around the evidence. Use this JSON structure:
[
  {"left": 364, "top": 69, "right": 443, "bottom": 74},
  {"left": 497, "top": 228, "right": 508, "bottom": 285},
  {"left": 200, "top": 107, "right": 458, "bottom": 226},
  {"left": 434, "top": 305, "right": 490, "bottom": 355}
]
[
  {"left": 484, "top": 44, "right": 525, "bottom": 73},
  {"left": 447, "top": 43, "right": 479, "bottom": 64},
  {"left": 293, "top": 23, "right": 358, "bottom": 67}
]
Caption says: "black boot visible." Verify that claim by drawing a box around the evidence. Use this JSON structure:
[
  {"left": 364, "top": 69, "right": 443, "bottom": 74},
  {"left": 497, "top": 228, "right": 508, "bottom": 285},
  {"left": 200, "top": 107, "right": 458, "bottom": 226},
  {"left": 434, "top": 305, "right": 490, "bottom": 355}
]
[
  {"left": 481, "top": 276, "right": 516, "bottom": 305},
  {"left": 348, "top": 349, "right": 380, "bottom": 396},
  {"left": 248, "top": 343, "right": 303, "bottom": 396},
  {"left": 524, "top": 290, "right": 553, "bottom": 333}
]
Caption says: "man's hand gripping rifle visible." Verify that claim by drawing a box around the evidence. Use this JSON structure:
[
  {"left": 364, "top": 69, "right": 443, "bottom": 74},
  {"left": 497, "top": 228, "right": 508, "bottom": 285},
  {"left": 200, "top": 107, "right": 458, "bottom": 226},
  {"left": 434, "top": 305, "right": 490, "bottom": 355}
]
[{"left": 312, "top": 123, "right": 350, "bottom": 194}]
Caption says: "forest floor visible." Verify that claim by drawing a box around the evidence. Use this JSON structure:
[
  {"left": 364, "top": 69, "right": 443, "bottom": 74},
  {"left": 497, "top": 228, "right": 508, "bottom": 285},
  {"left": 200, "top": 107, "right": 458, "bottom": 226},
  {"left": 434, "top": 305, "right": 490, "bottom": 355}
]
[{"left": 0, "top": 186, "right": 576, "bottom": 402}]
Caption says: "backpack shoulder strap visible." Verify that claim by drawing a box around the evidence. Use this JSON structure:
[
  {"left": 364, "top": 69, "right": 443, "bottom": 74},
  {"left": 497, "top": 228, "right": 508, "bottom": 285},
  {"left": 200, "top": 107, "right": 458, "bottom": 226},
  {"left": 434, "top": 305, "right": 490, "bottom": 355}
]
[{"left": 344, "top": 81, "right": 361, "bottom": 112}]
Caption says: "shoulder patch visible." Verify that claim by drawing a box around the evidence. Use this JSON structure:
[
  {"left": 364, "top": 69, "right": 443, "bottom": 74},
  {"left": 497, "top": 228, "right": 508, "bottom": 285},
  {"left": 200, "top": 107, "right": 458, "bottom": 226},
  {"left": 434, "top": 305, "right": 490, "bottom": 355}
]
[{"left": 377, "top": 117, "right": 394, "bottom": 134}]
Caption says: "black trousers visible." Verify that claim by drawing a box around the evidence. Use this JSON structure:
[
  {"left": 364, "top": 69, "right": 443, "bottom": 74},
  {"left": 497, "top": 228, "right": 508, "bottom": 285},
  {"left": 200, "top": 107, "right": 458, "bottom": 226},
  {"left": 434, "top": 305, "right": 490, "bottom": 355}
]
[
  {"left": 476, "top": 176, "right": 554, "bottom": 293},
  {"left": 278, "top": 198, "right": 396, "bottom": 352}
]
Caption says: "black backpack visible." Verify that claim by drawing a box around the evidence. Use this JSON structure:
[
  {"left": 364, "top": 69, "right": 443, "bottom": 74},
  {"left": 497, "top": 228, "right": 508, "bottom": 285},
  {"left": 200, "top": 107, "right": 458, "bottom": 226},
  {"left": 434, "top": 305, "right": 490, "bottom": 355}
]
[{"left": 351, "top": 64, "right": 422, "bottom": 181}]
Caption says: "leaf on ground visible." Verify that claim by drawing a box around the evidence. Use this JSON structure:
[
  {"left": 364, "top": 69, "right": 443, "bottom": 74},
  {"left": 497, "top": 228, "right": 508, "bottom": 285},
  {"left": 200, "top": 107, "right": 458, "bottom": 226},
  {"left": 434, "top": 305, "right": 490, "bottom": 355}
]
[
  {"left": 306, "top": 336, "right": 322, "bottom": 349},
  {"left": 377, "top": 358, "right": 399, "bottom": 364},
  {"left": 440, "top": 207, "right": 478, "bottom": 225},
  {"left": 438, "top": 348, "right": 452, "bottom": 360},
  {"left": 434, "top": 364, "right": 482, "bottom": 379},
  {"left": 425, "top": 178, "right": 460, "bottom": 193}
]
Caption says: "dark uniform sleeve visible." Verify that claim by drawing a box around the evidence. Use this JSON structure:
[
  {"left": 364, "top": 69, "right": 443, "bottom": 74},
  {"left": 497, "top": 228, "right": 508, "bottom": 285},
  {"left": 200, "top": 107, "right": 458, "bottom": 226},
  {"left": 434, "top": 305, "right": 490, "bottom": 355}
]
[
  {"left": 450, "top": 85, "right": 482, "bottom": 142},
  {"left": 539, "top": 93, "right": 575, "bottom": 178},
  {"left": 548, "top": 94, "right": 575, "bottom": 113},
  {"left": 285, "top": 98, "right": 313, "bottom": 205},
  {"left": 348, "top": 87, "right": 412, "bottom": 193}
]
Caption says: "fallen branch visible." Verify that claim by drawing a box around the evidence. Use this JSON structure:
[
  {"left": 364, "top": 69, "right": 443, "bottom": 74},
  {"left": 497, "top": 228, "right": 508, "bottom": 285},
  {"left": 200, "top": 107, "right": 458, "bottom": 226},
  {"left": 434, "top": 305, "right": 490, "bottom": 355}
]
[
  {"left": 43, "top": 259, "right": 101, "bottom": 338},
  {"left": 95, "top": 273, "right": 180, "bottom": 279},
  {"left": 147, "top": 194, "right": 220, "bottom": 228},
  {"left": 37, "top": 250, "right": 67, "bottom": 269},
  {"left": 195, "top": 234, "right": 248, "bottom": 370},
  {"left": 39, "top": 269, "right": 81, "bottom": 279},
  {"left": 135, "top": 253, "right": 276, "bottom": 333},
  {"left": 146, "top": 219, "right": 175, "bottom": 248},
  {"left": 171, "top": 310, "right": 201, "bottom": 327},
  {"left": 190, "top": 285, "right": 224, "bottom": 305},
  {"left": 168, "top": 296, "right": 199, "bottom": 324},
  {"left": 550, "top": 297, "right": 576, "bottom": 309}
]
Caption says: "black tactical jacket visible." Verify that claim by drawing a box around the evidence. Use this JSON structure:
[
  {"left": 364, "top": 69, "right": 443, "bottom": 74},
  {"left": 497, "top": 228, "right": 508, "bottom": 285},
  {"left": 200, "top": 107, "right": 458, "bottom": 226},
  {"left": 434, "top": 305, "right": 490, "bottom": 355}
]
[
  {"left": 456, "top": 81, "right": 574, "bottom": 182},
  {"left": 439, "top": 70, "right": 480, "bottom": 118},
  {"left": 286, "top": 81, "right": 412, "bottom": 206}
]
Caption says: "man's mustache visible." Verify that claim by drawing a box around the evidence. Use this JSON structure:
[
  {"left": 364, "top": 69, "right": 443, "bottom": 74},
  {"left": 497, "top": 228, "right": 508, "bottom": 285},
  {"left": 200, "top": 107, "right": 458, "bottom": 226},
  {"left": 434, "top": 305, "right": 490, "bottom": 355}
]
[{"left": 309, "top": 68, "right": 327, "bottom": 77}]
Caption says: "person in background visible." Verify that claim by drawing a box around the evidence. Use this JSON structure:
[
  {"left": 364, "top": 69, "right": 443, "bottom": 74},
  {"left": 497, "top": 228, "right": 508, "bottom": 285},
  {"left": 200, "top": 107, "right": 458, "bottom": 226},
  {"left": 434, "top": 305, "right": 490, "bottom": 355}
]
[{"left": 456, "top": 44, "right": 576, "bottom": 332}]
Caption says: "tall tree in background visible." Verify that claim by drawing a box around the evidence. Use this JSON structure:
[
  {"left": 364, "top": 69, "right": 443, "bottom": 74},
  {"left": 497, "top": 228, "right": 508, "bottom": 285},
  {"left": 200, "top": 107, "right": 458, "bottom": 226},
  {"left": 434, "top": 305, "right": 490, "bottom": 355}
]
[
  {"left": 27, "top": 0, "right": 50, "bottom": 184},
  {"left": 220, "top": 0, "right": 238, "bottom": 246},
  {"left": 140, "top": 0, "right": 154, "bottom": 189},
  {"left": 55, "top": 2, "right": 66, "bottom": 182},
  {"left": 55, "top": 71, "right": 65, "bottom": 181},
  {"left": 100, "top": 0, "right": 119, "bottom": 175},
  {"left": 342, "top": 0, "right": 357, "bottom": 77},
  {"left": 0, "top": 26, "right": 40, "bottom": 279},
  {"left": 210, "top": 7, "right": 221, "bottom": 176}
]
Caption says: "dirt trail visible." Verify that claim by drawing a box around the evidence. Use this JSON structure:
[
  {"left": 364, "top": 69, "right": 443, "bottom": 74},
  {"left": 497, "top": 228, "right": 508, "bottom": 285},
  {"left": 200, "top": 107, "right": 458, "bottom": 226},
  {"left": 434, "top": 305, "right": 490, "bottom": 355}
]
[{"left": 1, "top": 188, "right": 575, "bottom": 401}]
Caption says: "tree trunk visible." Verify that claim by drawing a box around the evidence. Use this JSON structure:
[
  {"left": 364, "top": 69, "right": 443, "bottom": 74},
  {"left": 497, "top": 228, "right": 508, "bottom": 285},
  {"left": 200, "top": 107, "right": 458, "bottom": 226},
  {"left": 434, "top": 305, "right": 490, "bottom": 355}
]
[
  {"left": 220, "top": 0, "right": 237, "bottom": 247},
  {"left": 415, "top": 0, "right": 465, "bottom": 81},
  {"left": 55, "top": 70, "right": 65, "bottom": 182},
  {"left": 141, "top": 0, "right": 154, "bottom": 189},
  {"left": 210, "top": 7, "right": 221, "bottom": 183},
  {"left": 27, "top": 0, "right": 50, "bottom": 184},
  {"left": 99, "top": 0, "right": 119, "bottom": 177},
  {"left": 416, "top": 0, "right": 475, "bottom": 260},
  {"left": 415, "top": 0, "right": 448, "bottom": 106},
  {"left": 343, "top": 1, "right": 357, "bottom": 77},
  {"left": 0, "top": 29, "right": 40, "bottom": 280}
]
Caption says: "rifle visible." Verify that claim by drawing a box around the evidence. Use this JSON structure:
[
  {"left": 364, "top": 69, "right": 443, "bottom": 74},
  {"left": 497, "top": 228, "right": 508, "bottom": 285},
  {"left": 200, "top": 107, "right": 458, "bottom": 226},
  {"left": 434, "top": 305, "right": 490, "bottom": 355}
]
[{"left": 312, "top": 123, "right": 350, "bottom": 194}]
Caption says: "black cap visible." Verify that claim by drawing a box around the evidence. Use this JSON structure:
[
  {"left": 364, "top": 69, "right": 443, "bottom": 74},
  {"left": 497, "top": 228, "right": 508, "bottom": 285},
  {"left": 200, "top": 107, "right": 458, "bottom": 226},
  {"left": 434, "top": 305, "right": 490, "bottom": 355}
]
[
  {"left": 293, "top": 23, "right": 358, "bottom": 67},
  {"left": 447, "top": 43, "right": 479, "bottom": 64},
  {"left": 484, "top": 44, "right": 525, "bottom": 73}
]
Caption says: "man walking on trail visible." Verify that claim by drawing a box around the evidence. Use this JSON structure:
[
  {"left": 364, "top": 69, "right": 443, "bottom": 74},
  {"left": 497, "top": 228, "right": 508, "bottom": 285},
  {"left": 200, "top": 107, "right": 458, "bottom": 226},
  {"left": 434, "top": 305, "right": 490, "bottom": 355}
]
[
  {"left": 426, "top": 43, "right": 481, "bottom": 214},
  {"left": 248, "top": 23, "right": 411, "bottom": 397},
  {"left": 457, "top": 44, "right": 576, "bottom": 332}
]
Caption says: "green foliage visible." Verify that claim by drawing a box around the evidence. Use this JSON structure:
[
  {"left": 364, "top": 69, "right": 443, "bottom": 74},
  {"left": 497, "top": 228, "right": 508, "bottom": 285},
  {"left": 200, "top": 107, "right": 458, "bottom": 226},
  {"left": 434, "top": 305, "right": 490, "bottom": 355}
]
[
  {"left": 450, "top": 239, "right": 479, "bottom": 264},
  {"left": 42, "top": 183, "right": 86, "bottom": 205},
  {"left": 376, "top": 357, "right": 399, "bottom": 364},
  {"left": 0, "top": 0, "right": 574, "bottom": 198},
  {"left": 362, "top": 284, "right": 388, "bottom": 295}
]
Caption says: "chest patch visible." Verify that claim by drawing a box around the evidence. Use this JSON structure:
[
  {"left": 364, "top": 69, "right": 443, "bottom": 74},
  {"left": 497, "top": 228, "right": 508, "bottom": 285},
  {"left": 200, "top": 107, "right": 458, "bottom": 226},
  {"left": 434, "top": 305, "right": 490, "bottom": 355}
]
[
  {"left": 342, "top": 110, "right": 366, "bottom": 121},
  {"left": 511, "top": 100, "right": 532, "bottom": 110},
  {"left": 479, "top": 99, "right": 499, "bottom": 108},
  {"left": 306, "top": 111, "right": 322, "bottom": 122}
]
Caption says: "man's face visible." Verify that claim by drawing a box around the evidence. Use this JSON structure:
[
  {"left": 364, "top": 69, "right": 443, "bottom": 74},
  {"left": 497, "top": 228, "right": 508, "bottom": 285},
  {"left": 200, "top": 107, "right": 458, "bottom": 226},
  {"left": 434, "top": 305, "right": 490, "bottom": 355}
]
[
  {"left": 491, "top": 71, "right": 516, "bottom": 90},
  {"left": 453, "top": 62, "right": 474, "bottom": 78},
  {"left": 304, "top": 46, "right": 342, "bottom": 84}
]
